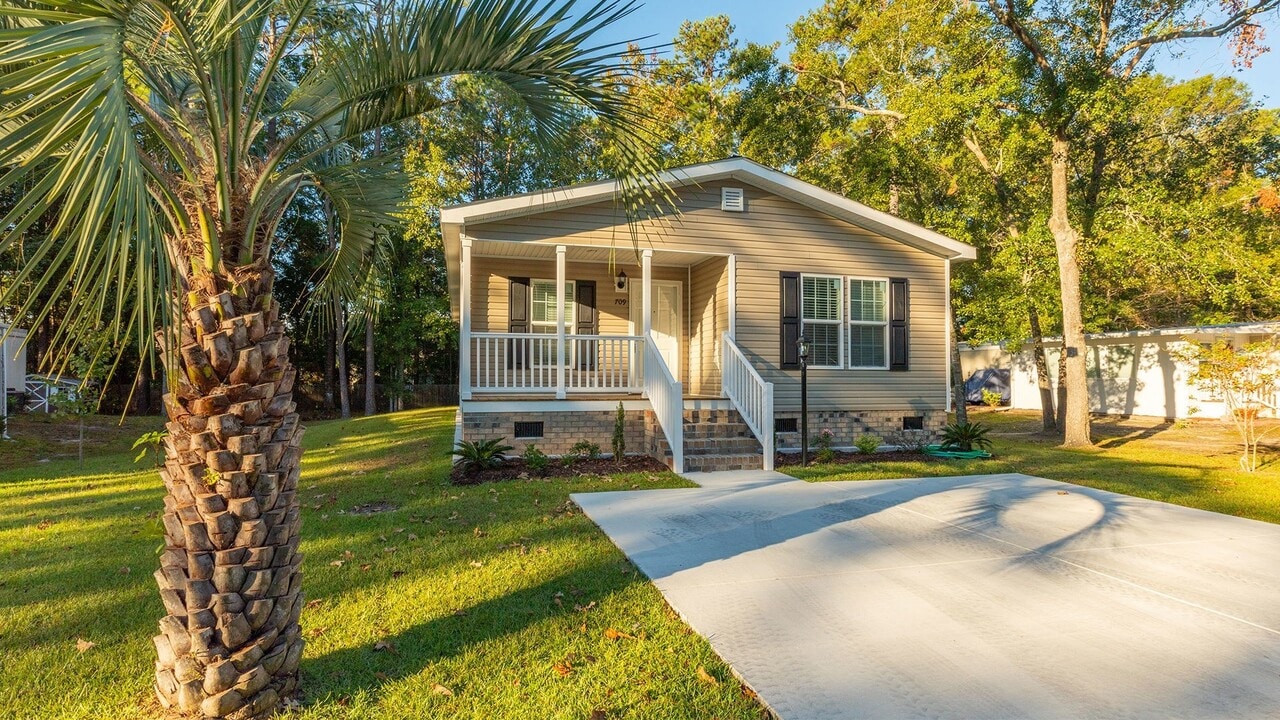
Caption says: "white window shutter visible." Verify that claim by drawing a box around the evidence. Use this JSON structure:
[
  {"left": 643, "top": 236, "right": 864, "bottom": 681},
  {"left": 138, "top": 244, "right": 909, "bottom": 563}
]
[{"left": 721, "top": 187, "right": 745, "bottom": 212}]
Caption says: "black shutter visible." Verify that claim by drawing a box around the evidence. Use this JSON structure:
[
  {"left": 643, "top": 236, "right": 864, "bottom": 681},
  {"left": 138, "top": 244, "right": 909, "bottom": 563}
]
[
  {"left": 576, "top": 281, "right": 597, "bottom": 370},
  {"left": 508, "top": 277, "right": 529, "bottom": 369},
  {"left": 889, "top": 277, "right": 909, "bottom": 371},
  {"left": 780, "top": 271, "right": 801, "bottom": 370}
]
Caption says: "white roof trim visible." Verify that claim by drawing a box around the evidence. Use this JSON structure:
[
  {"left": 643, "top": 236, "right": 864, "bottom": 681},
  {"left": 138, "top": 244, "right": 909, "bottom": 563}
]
[{"left": 440, "top": 157, "right": 977, "bottom": 261}]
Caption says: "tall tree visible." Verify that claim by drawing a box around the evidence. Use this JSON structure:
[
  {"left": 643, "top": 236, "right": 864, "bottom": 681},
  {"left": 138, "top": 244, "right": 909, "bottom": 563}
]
[
  {"left": 982, "top": 0, "right": 1280, "bottom": 445},
  {"left": 0, "top": 1, "right": 662, "bottom": 716}
]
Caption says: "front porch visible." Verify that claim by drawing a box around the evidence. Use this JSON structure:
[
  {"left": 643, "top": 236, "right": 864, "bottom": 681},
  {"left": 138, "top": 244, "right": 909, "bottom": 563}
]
[
  {"left": 458, "top": 240, "right": 736, "bottom": 399},
  {"left": 456, "top": 239, "right": 775, "bottom": 472}
]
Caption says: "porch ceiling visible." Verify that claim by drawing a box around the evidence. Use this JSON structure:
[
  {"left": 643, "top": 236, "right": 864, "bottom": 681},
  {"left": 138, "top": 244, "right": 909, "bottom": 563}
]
[{"left": 470, "top": 239, "right": 722, "bottom": 268}]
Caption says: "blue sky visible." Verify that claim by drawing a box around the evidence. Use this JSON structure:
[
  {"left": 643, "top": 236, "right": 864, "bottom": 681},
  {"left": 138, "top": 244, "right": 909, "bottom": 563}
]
[{"left": 609, "top": 1, "right": 1279, "bottom": 106}]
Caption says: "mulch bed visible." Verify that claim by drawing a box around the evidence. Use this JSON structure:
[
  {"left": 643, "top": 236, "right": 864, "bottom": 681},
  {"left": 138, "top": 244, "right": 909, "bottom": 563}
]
[
  {"left": 451, "top": 455, "right": 670, "bottom": 485},
  {"left": 774, "top": 450, "right": 943, "bottom": 467}
]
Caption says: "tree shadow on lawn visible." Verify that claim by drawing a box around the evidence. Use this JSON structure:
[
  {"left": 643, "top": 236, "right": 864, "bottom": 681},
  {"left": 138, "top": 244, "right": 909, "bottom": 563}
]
[
  {"left": 298, "top": 556, "right": 637, "bottom": 705},
  {"left": 1095, "top": 421, "right": 1175, "bottom": 449}
]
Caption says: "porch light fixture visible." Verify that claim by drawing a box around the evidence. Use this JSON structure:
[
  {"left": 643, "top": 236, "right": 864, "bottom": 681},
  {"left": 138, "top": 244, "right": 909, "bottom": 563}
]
[
  {"left": 615, "top": 269, "right": 628, "bottom": 291},
  {"left": 798, "top": 335, "right": 809, "bottom": 466}
]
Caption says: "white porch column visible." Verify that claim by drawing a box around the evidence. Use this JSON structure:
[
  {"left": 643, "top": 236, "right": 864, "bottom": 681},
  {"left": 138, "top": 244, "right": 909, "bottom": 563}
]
[
  {"left": 641, "top": 249, "right": 653, "bottom": 399},
  {"left": 555, "top": 245, "right": 567, "bottom": 399},
  {"left": 641, "top": 249, "right": 653, "bottom": 338},
  {"left": 459, "top": 236, "right": 473, "bottom": 401},
  {"left": 727, "top": 254, "right": 737, "bottom": 340}
]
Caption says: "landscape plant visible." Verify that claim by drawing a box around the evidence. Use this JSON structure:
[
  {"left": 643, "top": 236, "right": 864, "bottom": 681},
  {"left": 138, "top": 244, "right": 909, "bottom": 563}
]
[
  {"left": 0, "top": 0, "right": 662, "bottom": 715},
  {"left": 941, "top": 421, "right": 994, "bottom": 452},
  {"left": 568, "top": 440, "right": 602, "bottom": 462},
  {"left": 853, "top": 434, "right": 881, "bottom": 455},
  {"left": 522, "top": 443, "right": 549, "bottom": 473},
  {"left": 982, "top": 389, "right": 1003, "bottom": 408},
  {"left": 453, "top": 438, "right": 514, "bottom": 474},
  {"left": 814, "top": 427, "right": 836, "bottom": 462},
  {"left": 1179, "top": 338, "right": 1280, "bottom": 472},
  {"left": 613, "top": 401, "right": 627, "bottom": 462}
]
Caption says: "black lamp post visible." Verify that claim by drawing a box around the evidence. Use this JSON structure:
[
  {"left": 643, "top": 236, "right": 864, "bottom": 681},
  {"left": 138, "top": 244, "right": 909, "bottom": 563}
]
[{"left": 798, "top": 335, "right": 809, "bottom": 466}]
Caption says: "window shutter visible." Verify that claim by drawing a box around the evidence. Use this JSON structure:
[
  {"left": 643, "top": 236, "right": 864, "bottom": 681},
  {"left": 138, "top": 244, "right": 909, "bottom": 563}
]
[
  {"left": 508, "top": 277, "right": 529, "bottom": 369},
  {"left": 576, "top": 281, "right": 597, "bottom": 370},
  {"left": 889, "top": 277, "right": 909, "bottom": 371},
  {"left": 780, "top": 271, "right": 801, "bottom": 370}
]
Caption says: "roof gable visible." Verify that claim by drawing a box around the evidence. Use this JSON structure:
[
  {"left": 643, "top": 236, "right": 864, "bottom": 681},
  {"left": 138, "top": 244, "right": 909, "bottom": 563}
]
[{"left": 441, "top": 157, "right": 977, "bottom": 261}]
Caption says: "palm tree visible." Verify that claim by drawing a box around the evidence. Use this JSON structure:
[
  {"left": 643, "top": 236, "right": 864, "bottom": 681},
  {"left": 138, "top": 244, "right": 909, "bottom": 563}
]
[{"left": 0, "top": 0, "right": 658, "bottom": 716}]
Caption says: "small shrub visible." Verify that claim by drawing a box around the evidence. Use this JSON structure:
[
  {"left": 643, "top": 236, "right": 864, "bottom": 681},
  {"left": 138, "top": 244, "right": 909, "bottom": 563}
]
[
  {"left": 612, "top": 402, "right": 626, "bottom": 463},
  {"left": 815, "top": 447, "right": 836, "bottom": 463},
  {"left": 522, "top": 444, "right": 549, "bottom": 473},
  {"left": 132, "top": 430, "right": 169, "bottom": 467},
  {"left": 940, "top": 421, "right": 993, "bottom": 452},
  {"left": 981, "top": 388, "right": 1003, "bottom": 407},
  {"left": 853, "top": 434, "right": 881, "bottom": 455},
  {"left": 565, "top": 440, "right": 601, "bottom": 464},
  {"left": 814, "top": 428, "right": 835, "bottom": 452},
  {"left": 454, "top": 438, "right": 513, "bottom": 473}
]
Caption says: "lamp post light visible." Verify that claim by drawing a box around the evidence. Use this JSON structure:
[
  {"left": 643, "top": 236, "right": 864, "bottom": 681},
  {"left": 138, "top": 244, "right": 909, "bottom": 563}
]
[{"left": 798, "top": 335, "right": 809, "bottom": 466}]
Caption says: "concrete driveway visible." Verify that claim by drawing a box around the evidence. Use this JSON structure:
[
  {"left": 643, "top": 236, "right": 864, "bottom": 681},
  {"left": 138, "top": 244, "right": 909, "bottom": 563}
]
[{"left": 572, "top": 472, "right": 1280, "bottom": 719}]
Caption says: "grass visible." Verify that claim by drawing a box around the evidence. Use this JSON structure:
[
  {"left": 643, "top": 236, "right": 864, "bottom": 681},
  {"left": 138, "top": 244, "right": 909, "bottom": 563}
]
[
  {"left": 0, "top": 407, "right": 764, "bottom": 719},
  {"left": 789, "top": 408, "right": 1280, "bottom": 525}
]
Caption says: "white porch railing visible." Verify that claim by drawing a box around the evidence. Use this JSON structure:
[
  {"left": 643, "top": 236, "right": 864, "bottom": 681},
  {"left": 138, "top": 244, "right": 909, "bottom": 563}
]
[
  {"left": 470, "top": 333, "right": 644, "bottom": 394},
  {"left": 644, "top": 330, "right": 684, "bottom": 473},
  {"left": 722, "top": 334, "right": 774, "bottom": 471}
]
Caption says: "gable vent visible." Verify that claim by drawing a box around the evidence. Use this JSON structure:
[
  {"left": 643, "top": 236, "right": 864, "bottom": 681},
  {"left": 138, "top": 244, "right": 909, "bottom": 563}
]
[{"left": 721, "top": 187, "right": 745, "bottom": 212}]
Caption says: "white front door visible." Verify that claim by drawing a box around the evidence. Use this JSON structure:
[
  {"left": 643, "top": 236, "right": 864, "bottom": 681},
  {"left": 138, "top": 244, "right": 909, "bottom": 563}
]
[{"left": 634, "top": 280, "right": 682, "bottom": 378}]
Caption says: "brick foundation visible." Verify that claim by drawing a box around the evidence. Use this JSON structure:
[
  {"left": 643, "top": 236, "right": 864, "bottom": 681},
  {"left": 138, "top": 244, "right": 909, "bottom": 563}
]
[
  {"left": 461, "top": 405, "right": 947, "bottom": 465},
  {"left": 774, "top": 409, "right": 947, "bottom": 450},
  {"left": 462, "top": 409, "right": 647, "bottom": 457}
]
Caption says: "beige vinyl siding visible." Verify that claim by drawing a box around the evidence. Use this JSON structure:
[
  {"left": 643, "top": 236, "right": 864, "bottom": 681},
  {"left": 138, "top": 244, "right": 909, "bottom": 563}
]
[
  {"left": 689, "top": 256, "right": 728, "bottom": 396},
  {"left": 467, "top": 181, "right": 948, "bottom": 412}
]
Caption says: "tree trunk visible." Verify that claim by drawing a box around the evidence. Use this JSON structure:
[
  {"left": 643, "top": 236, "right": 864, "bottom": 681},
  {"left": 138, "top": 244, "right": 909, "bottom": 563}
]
[
  {"left": 888, "top": 182, "right": 901, "bottom": 217},
  {"left": 364, "top": 314, "right": 375, "bottom": 416},
  {"left": 323, "top": 332, "right": 335, "bottom": 411},
  {"left": 1049, "top": 131, "right": 1091, "bottom": 446},
  {"left": 323, "top": 200, "right": 336, "bottom": 413},
  {"left": 153, "top": 272, "right": 304, "bottom": 718},
  {"left": 336, "top": 301, "right": 350, "bottom": 420},
  {"left": 950, "top": 316, "right": 968, "bottom": 425},
  {"left": 1027, "top": 306, "right": 1056, "bottom": 432}
]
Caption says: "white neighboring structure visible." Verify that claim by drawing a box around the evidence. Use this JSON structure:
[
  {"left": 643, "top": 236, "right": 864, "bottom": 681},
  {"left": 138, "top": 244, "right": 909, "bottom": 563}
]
[
  {"left": 997, "top": 322, "right": 1280, "bottom": 420},
  {"left": 1, "top": 323, "right": 28, "bottom": 430}
]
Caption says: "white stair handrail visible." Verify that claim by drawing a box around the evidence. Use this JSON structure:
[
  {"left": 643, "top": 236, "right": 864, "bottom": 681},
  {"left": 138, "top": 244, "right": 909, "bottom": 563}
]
[
  {"left": 722, "top": 334, "right": 774, "bottom": 471},
  {"left": 644, "top": 331, "right": 683, "bottom": 473}
]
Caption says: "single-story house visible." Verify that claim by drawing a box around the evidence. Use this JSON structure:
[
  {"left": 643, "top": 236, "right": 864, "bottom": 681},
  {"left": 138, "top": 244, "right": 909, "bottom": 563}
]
[
  {"left": 963, "top": 322, "right": 1280, "bottom": 420},
  {"left": 442, "top": 157, "right": 977, "bottom": 472}
]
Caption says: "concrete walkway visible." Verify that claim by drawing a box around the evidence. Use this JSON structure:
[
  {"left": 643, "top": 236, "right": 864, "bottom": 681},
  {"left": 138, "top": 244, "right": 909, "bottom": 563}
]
[{"left": 572, "top": 472, "right": 1280, "bottom": 719}]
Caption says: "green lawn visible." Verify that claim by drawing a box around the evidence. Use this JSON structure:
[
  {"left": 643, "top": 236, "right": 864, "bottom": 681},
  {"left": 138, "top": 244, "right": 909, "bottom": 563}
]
[
  {"left": 0, "top": 408, "right": 763, "bottom": 719},
  {"left": 789, "top": 409, "right": 1280, "bottom": 525}
]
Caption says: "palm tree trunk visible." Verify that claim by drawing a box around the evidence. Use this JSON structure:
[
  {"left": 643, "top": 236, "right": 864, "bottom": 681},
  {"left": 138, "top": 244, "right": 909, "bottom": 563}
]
[
  {"left": 364, "top": 315, "right": 376, "bottom": 415},
  {"left": 1049, "top": 131, "right": 1091, "bottom": 446},
  {"left": 153, "top": 274, "right": 304, "bottom": 718}
]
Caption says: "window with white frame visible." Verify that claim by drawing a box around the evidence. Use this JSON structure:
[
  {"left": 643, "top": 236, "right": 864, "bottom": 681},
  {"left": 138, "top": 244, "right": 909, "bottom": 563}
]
[
  {"left": 530, "top": 279, "right": 575, "bottom": 366},
  {"left": 848, "top": 278, "right": 889, "bottom": 368},
  {"left": 801, "top": 275, "right": 843, "bottom": 368}
]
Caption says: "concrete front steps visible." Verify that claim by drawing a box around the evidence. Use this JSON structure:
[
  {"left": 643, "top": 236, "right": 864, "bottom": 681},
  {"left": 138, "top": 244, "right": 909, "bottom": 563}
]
[{"left": 679, "top": 407, "right": 765, "bottom": 473}]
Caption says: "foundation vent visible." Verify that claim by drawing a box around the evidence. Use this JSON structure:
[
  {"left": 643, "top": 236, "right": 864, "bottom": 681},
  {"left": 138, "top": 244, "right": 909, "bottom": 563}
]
[{"left": 514, "top": 421, "right": 544, "bottom": 439}]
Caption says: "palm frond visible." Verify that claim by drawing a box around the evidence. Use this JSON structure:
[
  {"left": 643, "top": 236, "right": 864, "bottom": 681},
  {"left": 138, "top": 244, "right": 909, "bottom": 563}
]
[{"left": 0, "top": 0, "right": 176, "bottom": 373}]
